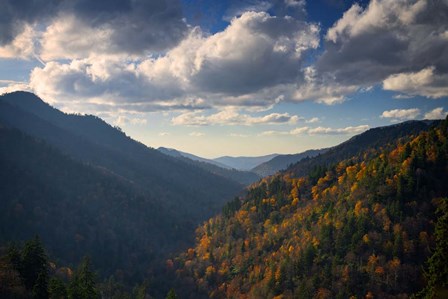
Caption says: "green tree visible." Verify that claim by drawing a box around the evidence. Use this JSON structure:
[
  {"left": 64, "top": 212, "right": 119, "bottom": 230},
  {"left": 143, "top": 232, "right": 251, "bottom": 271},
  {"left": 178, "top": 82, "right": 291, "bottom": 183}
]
[
  {"left": 20, "top": 236, "right": 49, "bottom": 294},
  {"left": 49, "top": 277, "right": 68, "bottom": 299},
  {"left": 69, "top": 257, "right": 99, "bottom": 299},
  {"left": 32, "top": 270, "right": 49, "bottom": 299},
  {"left": 419, "top": 198, "right": 448, "bottom": 298},
  {"left": 165, "top": 288, "right": 178, "bottom": 299}
]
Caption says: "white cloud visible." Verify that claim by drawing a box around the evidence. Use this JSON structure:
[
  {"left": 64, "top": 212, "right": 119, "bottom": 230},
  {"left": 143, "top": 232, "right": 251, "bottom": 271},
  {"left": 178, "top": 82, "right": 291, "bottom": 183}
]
[
  {"left": 40, "top": 15, "right": 115, "bottom": 61},
  {"left": 305, "top": 117, "right": 319, "bottom": 123},
  {"left": 383, "top": 67, "right": 448, "bottom": 99},
  {"left": 159, "top": 132, "right": 170, "bottom": 136},
  {"left": 393, "top": 94, "right": 414, "bottom": 99},
  {"left": 316, "top": 0, "right": 448, "bottom": 99},
  {"left": 0, "top": 81, "right": 32, "bottom": 94},
  {"left": 307, "top": 125, "right": 369, "bottom": 135},
  {"left": 424, "top": 107, "right": 447, "bottom": 120},
  {"left": 171, "top": 108, "right": 300, "bottom": 126},
  {"left": 293, "top": 67, "right": 358, "bottom": 105},
  {"left": 260, "top": 124, "right": 369, "bottom": 136},
  {"left": 0, "top": 0, "right": 188, "bottom": 56},
  {"left": 24, "top": 11, "right": 320, "bottom": 113},
  {"left": 380, "top": 108, "right": 420, "bottom": 121},
  {"left": 0, "top": 25, "right": 36, "bottom": 59},
  {"left": 115, "top": 115, "right": 147, "bottom": 126},
  {"left": 189, "top": 132, "right": 205, "bottom": 137}
]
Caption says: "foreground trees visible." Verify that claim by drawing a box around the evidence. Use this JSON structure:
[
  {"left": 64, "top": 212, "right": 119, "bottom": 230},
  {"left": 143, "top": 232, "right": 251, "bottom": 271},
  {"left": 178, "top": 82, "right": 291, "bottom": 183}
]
[{"left": 0, "top": 237, "right": 101, "bottom": 299}]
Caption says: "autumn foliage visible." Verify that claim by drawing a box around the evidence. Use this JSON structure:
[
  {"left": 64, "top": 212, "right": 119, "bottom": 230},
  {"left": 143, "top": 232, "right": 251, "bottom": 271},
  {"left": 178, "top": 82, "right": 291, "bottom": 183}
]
[{"left": 173, "top": 118, "right": 448, "bottom": 298}]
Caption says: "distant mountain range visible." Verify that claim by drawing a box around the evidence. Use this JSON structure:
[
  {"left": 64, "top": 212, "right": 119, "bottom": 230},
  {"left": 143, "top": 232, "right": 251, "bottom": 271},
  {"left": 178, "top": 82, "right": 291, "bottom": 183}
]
[
  {"left": 157, "top": 147, "right": 329, "bottom": 182},
  {"left": 212, "top": 154, "right": 279, "bottom": 171},
  {"left": 158, "top": 147, "right": 261, "bottom": 186},
  {"left": 158, "top": 147, "right": 231, "bottom": 169}
]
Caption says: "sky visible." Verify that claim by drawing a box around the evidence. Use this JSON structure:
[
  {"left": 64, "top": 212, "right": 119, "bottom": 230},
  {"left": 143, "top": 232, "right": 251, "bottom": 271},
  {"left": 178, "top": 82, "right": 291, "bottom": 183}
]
[{"left": 0, "top": 0, "right": 447, "bottom": 158}]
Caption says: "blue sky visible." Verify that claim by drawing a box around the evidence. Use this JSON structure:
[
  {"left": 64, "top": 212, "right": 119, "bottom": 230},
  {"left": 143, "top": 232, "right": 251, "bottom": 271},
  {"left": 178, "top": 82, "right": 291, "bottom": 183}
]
[{"left": 1, "top": 0, "right": 447, "bottom": 158}]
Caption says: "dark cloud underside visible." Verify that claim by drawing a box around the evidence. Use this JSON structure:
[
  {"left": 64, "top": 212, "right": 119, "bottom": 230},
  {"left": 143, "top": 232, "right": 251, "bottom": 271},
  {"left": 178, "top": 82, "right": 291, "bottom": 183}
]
[{"left": 0, "top": 0, "right": 188, "bottom": 53}]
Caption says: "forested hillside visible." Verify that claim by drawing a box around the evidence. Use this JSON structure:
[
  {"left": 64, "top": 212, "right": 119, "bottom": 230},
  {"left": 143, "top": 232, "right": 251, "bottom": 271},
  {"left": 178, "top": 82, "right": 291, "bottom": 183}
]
[
  {"left": 0, "top": 92, "right": 244, "bottom": 224},
  {"left": 172, "top": 118, "right": 448, "bottom": 298},
  {"left": 0, "top": 126, "right": 190, "bottom": 282},
  {"left": 288, "top": 121, "right": 438, "bottom": 178}
]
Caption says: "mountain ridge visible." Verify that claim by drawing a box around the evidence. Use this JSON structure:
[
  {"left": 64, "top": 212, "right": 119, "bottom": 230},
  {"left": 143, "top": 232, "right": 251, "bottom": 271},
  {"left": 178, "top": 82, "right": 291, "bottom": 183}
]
[
  {"left": 158, "top": 147, "right": 261, "bottom": 185},
  {"left": 213, "top": 154, "right": 280, "bottom": 171},
  {"left": 251, "top": 148, "right": 328, "bottom": 177}
]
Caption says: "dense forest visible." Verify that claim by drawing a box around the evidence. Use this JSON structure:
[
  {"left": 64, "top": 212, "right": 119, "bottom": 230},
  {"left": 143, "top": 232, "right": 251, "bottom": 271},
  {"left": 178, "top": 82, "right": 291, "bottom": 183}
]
[{"left": 172, "top": 117, "right": 448, "bottom": 298}]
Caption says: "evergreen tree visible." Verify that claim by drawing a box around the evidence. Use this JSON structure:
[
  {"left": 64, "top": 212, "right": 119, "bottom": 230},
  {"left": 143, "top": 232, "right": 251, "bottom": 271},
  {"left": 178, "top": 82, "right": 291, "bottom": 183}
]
[
  {"left": 166, "top": 288, "right": 178, "bottom": 299},
  {"left": 32, "top": 270, "right": 49, "bottom": 299},
  {"left": 419, "top": 198, "right": 448, "bottom": 298},
  {"left": 20, "top": 236, "right": 49, "bottom": 293},
  {"left": 49, "top": 277, "right": 68, "bottom": 299},
  {"left": 69, "top": 257, "right": 100, "bottom": 299}
]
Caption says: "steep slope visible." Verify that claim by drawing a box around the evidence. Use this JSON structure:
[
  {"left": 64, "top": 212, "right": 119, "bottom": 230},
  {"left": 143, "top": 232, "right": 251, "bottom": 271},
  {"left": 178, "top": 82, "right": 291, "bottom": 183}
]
[
  {"left": 158, "top": 147, "right": 261, "bottom": 186},
  {"left": 251, "top": 149, "right": 328, "bottom": 177},
  {"left": 287, "top": 120, "right": 438, "bottom": 178},
  {"left": 0, "top": 92, "right": 243, "bottom": 223},
  {"left": 0, "top": 126, "right": 185, "bottom": 281},
  {"left": 213, "top": 154, "right": 279, "bottom": 171},
  {"left": 172, "top": 118, "right": 448, "bottom": 298}
]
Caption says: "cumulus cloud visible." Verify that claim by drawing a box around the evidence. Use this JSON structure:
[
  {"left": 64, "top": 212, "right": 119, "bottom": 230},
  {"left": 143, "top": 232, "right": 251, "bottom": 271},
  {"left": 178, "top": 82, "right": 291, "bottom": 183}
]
[
  {"left": 312, "top": 0, "right": 448, "bottom": 99},
  {"left": 0, "top": 0, "right": 187, "bottom": 55},
  {"left": 27, "top": 11, "right": 319, "bottom": 112},
  {"left": 380, "top": 108, "right": 421, "bottom": 121},
  {"left": 0, "top": 25, "right": 36, "bottom": 59},
  {"left": 424, "top": 107, "right": 447, "bottom": 120},
  {"left": 306, "top": 117, "right": 319, "bottom": 123},
  {"left": 383, "top": 67, "right": 448, "bottom": 99},
  {"left": 170, "top": 12, "right": 319, "bottom": 95},
  {"left": 0, "top": 80, "right": 31, "bottom": 95},
  {"left": 260, "top": 124, "right": 369, "bottom": 136},
  {"left": 293, "top": 66, "right": 357, "bottom": 104},
  {"left": 28, "top": 57, "right": 190, "bottom": 108},
  {"left": 224, "top": 0, "right": 306, "bottom": 21},
  {"left": 3, "top": 0, "right": 446, "bottom": 118},
  {"left": 171, "top": 108, "right": 300, "bottom": 126}
]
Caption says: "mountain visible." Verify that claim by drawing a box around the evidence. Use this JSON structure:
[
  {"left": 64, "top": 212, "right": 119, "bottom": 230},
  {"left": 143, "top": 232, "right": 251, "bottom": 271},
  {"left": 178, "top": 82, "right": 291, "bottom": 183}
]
[
  {"left": 158, "top": 147, "right": 261, "bottom": 186},
  {"left": 0, "top": 91, "right": 245, "bottom": 282},
  {"left": 287, "top": 120, "right": 439, "bottom": 178},
  {"left": 213, "top": 154, "right": 279, "bottom": 171},
  {"left": 0, "top": 92, "right": 243, "bottom": 220},
  {"left": 171, "top": 118, "right": 448, "bottom": 298},
  {"left": 0, "top": 126, "right": 180, "bottom": 279},
  {"left": 251, "top": 149, "right": 328, "bottom": 177},
  {"left": 158, "top": 147, "right": 231, "bottom": 169}
]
